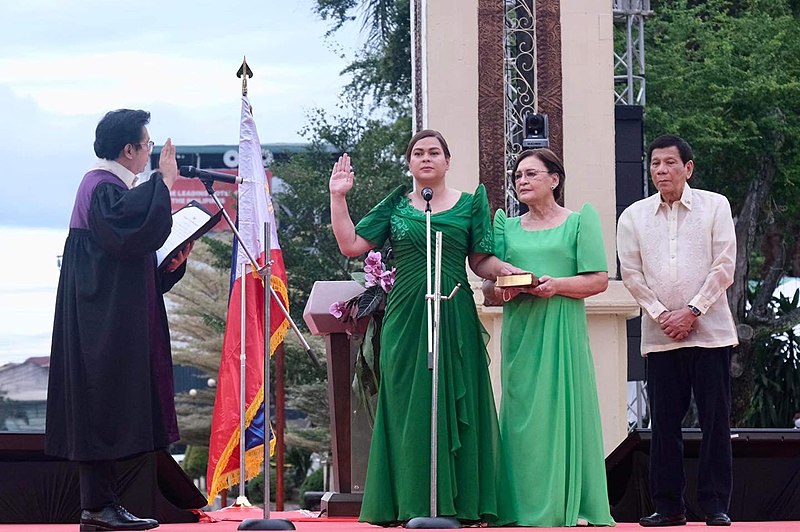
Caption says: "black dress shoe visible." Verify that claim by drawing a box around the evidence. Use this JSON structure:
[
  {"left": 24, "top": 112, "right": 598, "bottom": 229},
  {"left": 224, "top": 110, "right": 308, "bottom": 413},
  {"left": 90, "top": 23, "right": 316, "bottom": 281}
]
[
  {"left": 80, "top": 504, "right": 159, "bottom": 531},
  {"left": 639, "top": 512, "right": 687, "bottom": 527},
  {"left": 706, "top": 512, "right": 731, "bottom": 526}
]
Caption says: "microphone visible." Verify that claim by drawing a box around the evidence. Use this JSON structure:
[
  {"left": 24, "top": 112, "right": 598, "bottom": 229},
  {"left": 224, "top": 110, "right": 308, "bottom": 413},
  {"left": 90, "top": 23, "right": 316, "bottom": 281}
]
[
  {"left": 421, "top": 187, "right": 433, "bottom": 213},
  {"left": 179, "top": 165, "right": 242, "bottom": 185}
]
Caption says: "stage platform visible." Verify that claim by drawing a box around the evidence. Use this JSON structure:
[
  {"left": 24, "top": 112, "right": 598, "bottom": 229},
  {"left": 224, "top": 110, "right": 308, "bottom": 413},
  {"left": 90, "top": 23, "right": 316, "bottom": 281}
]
[{"left": 0, "top": 508, "right": 797, "bottom": 531}]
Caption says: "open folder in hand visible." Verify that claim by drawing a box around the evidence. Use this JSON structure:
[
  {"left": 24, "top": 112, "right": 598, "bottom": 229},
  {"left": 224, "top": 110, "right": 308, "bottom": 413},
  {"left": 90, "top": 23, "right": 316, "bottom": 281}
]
[{"left": 157, "top": 201, "right": 223, "bottom": 268}]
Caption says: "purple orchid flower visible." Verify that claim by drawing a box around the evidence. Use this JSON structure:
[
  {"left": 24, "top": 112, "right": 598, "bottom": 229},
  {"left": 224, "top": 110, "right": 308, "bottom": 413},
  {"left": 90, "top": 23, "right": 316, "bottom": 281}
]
[
  {"left": 364, "top": 250, "right": 383, "bottom": 276},
  {"left": 329, "top": 300, "right": 347, "bottom": 319},
  {"left": 379, "top": 268, "right": 396, "bottom": 293}
]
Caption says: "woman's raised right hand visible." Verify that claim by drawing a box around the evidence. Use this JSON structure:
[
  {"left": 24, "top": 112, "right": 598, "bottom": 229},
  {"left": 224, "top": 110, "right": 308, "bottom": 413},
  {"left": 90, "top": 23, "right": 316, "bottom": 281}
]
[{"left": 329, "top": 153, "right": 355, "bottom": 196}]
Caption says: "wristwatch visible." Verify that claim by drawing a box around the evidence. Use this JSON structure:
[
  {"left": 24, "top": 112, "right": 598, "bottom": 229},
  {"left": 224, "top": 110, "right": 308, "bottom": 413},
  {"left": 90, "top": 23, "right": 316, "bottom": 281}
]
[{"left": 688, "top": 305, "right": 701, "bottom": 317}]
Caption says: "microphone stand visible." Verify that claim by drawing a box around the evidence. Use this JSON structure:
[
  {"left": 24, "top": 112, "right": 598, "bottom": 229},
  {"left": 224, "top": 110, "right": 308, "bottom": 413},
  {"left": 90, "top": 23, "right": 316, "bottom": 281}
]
[
  {"left": 405, "top": 193, "right": 461, "bottom": 530},
  {"left": 425, "top": 193, "right": 434, "bottom": 369},
  {"left": 197, "top": 179, "right": 311, "bottom": 530},
  {"left": 239, "top": 222, "right": 294, "bottom": 530}
]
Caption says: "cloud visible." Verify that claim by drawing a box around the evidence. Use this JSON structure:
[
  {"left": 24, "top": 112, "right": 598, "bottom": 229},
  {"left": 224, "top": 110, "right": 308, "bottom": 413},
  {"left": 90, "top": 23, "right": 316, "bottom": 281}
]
[
  {"left": 0, "top": 52, "right": 327, "bottom": 116},
  {"left": 0, "top": 0, "right": 361, "bottom": 228},
  {"left": 0, "top": 86, "right": 97, "bottom": 227}
]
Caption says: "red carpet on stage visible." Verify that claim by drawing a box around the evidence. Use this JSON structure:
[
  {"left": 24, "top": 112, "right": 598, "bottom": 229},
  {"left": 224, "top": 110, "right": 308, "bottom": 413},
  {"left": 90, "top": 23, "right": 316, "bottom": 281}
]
[{"left": 0, "top": 508, "right": 798, "bottom": 531}]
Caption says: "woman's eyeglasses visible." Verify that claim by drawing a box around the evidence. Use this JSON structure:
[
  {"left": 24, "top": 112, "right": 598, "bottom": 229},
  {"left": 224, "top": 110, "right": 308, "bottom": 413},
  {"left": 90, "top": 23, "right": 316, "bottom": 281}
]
[{"left": 515, "top": 169, "right": 550, "bottom": 182}]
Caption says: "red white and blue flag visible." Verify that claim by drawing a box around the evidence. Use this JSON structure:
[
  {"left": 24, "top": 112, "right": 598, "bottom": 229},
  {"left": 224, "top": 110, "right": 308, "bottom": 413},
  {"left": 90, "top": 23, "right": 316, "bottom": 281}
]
[{"left": 206, "top": 95, "right": 290, "bottom": 504}]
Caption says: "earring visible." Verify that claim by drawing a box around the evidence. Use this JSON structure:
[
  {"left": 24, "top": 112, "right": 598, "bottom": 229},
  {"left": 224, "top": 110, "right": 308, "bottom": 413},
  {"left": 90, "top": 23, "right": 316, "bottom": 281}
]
[{"left": 550, "top": 185, "right": 556, "bottom": 190}]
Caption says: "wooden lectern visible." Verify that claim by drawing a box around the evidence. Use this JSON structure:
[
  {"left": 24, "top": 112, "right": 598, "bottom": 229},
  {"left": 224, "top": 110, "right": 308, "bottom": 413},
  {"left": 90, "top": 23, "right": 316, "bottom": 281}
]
[{"left": 303, "top": 280, "right": 370, "bottom": 517}]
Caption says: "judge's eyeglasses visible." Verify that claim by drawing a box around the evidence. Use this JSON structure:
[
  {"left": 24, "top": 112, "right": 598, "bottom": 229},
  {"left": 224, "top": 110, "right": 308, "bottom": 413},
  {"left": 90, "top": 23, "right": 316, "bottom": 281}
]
[{"left": 138, "top": 140, "right": 155, "bottom": 152}]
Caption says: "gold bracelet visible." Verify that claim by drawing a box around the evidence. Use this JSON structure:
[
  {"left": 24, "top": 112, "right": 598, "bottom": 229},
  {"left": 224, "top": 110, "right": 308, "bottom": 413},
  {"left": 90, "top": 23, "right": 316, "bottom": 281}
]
[{"left": 502, "top": 289, "right": 511, "bottom": 302}]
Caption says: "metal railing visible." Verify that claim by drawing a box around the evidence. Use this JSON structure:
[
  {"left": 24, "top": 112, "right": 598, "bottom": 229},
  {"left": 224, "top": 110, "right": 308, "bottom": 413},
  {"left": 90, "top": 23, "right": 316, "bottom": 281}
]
[{"left": 502, "top": 0, "right": 537, "bottom": 217}]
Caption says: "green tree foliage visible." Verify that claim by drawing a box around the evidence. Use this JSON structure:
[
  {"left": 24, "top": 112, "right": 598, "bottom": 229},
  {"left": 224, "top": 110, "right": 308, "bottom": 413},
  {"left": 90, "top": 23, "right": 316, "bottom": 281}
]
[
  {"left": 313, "top": 0, "right": 411, "bottom": 113},
  {"left": 644, "top": 0, "right": 800, "bottom": 424},
  {"left": 275, "top": 335, "right": 330, "bottom": 457},
  {"left": 274, "top": 116, "right": 409, "bottom": 325},
  {"left": 276, "top": 0, "right": 412, "bottom": 325},
  {"left": 167, "top": 236, "right": 231, "bottom": 447},
  {"left": 182, "top": 444, "right": 210, "bottom": 479},
  {"left": 746, "top": 289, "right": 800, "bottom": 426},
  {"left": 169, "top": 236, "right": 231, "bottom": 377},
  {"left": 299, "top": 468, "right": 325, "bottom": 509},
  {"left": 246, "top": 467, "right": 296, "bottom": 504}
]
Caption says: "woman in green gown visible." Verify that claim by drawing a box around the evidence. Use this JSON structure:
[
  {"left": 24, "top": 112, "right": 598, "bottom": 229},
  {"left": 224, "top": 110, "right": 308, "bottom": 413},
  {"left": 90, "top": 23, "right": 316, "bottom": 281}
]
[
  {"left": 483, "top": 148, "right": 615, "bottom": 527},
  {"left": 329, "top": 130, "right": 520, "bottom": 526}
]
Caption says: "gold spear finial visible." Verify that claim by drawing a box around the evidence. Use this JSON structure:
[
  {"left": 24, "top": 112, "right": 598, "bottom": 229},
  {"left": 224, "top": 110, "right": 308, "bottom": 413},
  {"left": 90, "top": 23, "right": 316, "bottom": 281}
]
[{"left": 237, "top": 56, "right": 254, "bottom": 96}]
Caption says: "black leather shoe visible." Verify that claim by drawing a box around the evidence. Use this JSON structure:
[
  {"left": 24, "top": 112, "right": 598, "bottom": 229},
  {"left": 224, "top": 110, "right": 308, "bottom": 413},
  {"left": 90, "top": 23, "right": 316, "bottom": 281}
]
[
  {"left": 80, "top": 504, "right": 159, "bottom": 531},
  {"left": 706, "top": 512, "right": 731, "bottom": 526},
  {"left": 639, "top": 512, "right": 687, "bottom": 527}
]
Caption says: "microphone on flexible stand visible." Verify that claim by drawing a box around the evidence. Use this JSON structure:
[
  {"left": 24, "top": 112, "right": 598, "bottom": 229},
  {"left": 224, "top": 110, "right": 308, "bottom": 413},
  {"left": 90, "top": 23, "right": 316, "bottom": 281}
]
[
  {"left": 423, "top": 185, "right": 434, "bottom": 370},
  {"left": 179, "top": 165, "right": 243, "bottom": 185}
]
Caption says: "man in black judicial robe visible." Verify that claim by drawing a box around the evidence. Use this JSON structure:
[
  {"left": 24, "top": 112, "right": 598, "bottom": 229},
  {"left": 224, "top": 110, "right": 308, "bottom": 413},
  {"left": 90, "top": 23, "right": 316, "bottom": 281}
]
[{"left": 45, "top": 109, "right": 192, "bottom": 531}]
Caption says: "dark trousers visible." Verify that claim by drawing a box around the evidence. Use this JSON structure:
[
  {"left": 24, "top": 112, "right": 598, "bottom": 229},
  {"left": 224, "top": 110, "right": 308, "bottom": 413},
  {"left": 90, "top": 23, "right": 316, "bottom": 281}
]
[
  {"left": 646, "top": 346, "right": 733, "bottom": 516},
  {"left": 79, "top": 460, "right": 118, "bottom": 510}
]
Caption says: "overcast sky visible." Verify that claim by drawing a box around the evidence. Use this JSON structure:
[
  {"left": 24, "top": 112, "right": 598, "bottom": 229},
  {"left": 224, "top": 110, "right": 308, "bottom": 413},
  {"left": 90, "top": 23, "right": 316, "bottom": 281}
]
[
  {"left": 0, "top": 1, "right": 362, "bottom": 365},
  {"left": 0, "top": 0, "right": 360, "bottom": 229}
]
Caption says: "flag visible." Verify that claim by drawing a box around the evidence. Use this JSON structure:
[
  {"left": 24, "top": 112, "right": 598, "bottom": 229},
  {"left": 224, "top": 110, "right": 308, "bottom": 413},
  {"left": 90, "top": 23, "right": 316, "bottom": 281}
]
[{"left": 206, "top": 95, "right": 290, "bottom": 504}]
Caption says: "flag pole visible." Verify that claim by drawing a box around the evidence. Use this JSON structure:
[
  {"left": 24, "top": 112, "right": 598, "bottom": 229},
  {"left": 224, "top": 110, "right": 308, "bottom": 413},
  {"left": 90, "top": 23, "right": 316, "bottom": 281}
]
[
  {"left": 234, "top": 57, "right": 320, "bottom": 371},
  {"left": 235, "top": 59, "right": 295, "bottom": 532},
  {"left": 263, "top": 222, "right": 273, "bottom": 519},
  {"left": 275, "top": 347, "right": 286, "bottom": 513},
  {"left": 207, "top": 59, "right": 312, "bottom": 528},
  {"left": 237, "top": 262, "right": 252, "bottom": 507},
  {"left": 238, "top": 55, "right": 253, "bottom": 96}
]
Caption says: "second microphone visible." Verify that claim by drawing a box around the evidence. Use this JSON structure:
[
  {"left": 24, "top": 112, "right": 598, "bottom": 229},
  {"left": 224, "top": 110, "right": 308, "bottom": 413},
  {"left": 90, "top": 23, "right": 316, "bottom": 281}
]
[{"left": 179, "top": 165, "right": 243, "bottom": 185}]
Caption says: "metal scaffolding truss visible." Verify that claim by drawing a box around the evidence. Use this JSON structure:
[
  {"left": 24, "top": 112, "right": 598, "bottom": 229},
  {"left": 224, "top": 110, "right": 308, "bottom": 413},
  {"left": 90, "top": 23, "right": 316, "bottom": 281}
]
[
  {"left": 615, "top": 0, "right": 652, "bottom": 431},
  {"left": 613, "top": 0, "right": 652, "bottom": 106},
  {"left": 628, "top": 380, "right": 650, "bottom": 431}
]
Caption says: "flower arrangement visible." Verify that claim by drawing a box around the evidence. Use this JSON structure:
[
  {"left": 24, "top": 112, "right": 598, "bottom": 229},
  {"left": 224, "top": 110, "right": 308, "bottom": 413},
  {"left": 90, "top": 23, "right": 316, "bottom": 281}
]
[
  {"left": 329, "top": 250, "right": 395, "bottom": 323},
  {"left": 329, "top": 249, "right": 395, "bottom": 426}
]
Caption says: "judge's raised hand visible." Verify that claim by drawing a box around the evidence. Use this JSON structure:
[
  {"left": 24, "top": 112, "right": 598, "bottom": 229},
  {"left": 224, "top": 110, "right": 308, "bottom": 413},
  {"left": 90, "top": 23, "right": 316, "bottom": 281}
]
[
  {"left": 329, "top": 153, "right": 355, "bottom": 197},
  {"left": 159, "top": 138, "right": 178, "bottom": 190},
  {"left": 165, "top": 241, "right": 194, "bottom": 273}
]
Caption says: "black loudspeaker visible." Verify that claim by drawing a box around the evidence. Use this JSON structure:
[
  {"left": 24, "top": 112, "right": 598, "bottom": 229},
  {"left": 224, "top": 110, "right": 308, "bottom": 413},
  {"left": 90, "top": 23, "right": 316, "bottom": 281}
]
[
  {"left": 626, "top": 318, "right": 645, "bottom": 382},
  {"left": 614, "top": 104, "right": 647, "bottom": 382},
  {"left": 0, "top": 433, "right": 207, "bottom": 524},
  {"left": 606, "top": 428, "right": 800, "bottom": 522},
  {"left": 614, "top": 104, "right": 646, "bottom": 221}
]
